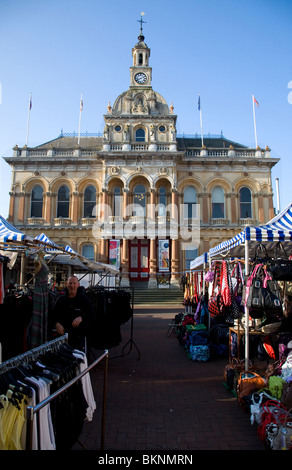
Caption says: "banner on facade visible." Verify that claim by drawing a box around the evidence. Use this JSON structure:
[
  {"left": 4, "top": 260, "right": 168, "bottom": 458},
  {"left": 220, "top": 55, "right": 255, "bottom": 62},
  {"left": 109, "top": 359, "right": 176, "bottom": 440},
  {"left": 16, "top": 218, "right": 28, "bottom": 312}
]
[
  {"left": 109, "top": 239, "right": 120, "bottom": 270},
  {"left": 158, "top": 240, "right": 170, "bottom": 272}
]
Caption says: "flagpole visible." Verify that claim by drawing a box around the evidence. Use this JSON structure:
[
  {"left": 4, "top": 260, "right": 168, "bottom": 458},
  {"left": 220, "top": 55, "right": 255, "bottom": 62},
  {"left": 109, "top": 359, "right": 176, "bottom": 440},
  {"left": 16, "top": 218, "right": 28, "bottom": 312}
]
[
  {"left": 78, "top": 92, "right": 83, "bottom": 146},
  {"left": 198, "top": 93, "right": 204, "bottom": 147},
  {"left": 26, "top": 93, "right": 32, "bottom": 147},
  {"left": 252, "top": 94, "right": 258, "bottom": 148}
]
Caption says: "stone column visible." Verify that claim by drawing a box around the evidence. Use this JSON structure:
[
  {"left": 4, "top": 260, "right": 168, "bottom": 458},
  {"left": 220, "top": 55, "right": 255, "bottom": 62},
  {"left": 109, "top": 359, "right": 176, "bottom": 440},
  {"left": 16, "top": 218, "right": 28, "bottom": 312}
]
[
  {"left": 268, "top": 194, "right": 274, "bottom": 220},
  {"left": 148, "top": 238, "right": 157, "bottom": 289},
  {"left": 8, "top": 192, "right": 15, "bottom": 222},
  {"left": 71, "top": 192, "right": 79, "bottom": 224},
  {"left": 44, "top": 192, "right": 52, "bottom": 224},
  {"left": 120, "top": 238, "right": 130, "bottom": 287},
  {"left": 123, "top": 188, "right": 129, "bottom": 219},
  {"left": 18, "top": 192, "right": 25, "bottom": 223},
  {"left": 230, "top": 192, "right": 237, "bottom": 224},
  {"left": 201, "top": 192, "right": 209, "bottom": 224},
  {"left": 258, "top": 194, "right": 265, "bottom": 223},
  {"left": 171, "top": 238, "right": 180, "bottom": 288}
]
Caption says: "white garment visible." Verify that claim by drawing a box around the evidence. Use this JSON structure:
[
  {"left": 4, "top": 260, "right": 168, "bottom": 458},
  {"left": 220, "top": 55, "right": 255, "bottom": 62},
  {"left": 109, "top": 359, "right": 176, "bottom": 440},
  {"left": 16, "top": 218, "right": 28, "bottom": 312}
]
[
  {"left": 74, "top": 350, "right": 96, "bottom": 421},
  {"left": 25, "top": 376, "right": 56, "bottom": 450}
]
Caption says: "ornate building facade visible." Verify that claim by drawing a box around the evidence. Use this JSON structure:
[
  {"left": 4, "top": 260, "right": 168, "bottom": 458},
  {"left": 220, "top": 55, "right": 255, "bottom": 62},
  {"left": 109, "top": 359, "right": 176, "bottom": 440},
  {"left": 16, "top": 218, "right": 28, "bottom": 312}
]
[{"left": 4, "top": 27, "right": 279, "bottom": 288}]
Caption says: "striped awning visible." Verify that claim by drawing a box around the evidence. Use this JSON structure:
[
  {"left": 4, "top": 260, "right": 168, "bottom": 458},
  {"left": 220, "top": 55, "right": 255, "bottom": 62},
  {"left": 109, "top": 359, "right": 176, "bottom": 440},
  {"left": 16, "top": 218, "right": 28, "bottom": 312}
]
[
  {"left": 34, "top": 232, "right": 63, "bottom": 252},
  {"left": 209, "top": 202, "right": 292, "bottom": 258},
  {"left": 190, "top": 252, "right": 208, "bottom": 269},
  {"left": 0, "top": 215, "right": 33, "bottom": 243}
]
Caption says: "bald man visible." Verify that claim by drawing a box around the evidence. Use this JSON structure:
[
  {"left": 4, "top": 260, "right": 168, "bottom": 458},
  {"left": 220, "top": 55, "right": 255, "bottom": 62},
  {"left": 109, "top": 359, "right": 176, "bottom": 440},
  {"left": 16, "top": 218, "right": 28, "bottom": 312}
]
[{"left": 53, "top": 276, "right": 94, "bottom": 351}]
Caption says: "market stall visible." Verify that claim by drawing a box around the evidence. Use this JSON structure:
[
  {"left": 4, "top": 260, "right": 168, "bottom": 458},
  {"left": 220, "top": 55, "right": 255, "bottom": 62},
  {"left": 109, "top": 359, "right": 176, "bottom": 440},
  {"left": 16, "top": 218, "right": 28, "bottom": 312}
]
[{"left": 208, "top": 203, "right": 292, "bottom": 369}]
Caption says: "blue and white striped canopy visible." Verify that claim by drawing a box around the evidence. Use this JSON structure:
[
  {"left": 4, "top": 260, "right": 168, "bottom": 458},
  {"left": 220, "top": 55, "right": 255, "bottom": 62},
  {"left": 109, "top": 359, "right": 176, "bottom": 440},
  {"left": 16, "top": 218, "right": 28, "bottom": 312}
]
[
  {"left": 190, "top": 252, "right": 208, "bottom": 269},
  {"left": 189, "top": 203, "right": 292, "bottom": 267},
  {"left": 34, "top": 233, "right": 63, "bottom": 252},
  {"left": 209, "top": 202, "right": 292, "bottom": 258},
  {"left": 0, "top": 215, "right": 33, "bottom": 243}
]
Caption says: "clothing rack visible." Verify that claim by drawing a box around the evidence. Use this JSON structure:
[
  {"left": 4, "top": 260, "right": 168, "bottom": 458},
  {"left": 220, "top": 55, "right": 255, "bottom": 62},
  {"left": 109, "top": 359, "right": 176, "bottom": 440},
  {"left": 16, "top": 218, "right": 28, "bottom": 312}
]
[
  {"left": 0, "top": 334, "right": 68, "bottom": 372},
  {"left": 26, "top": 348, "right": 109, "bottom": 451},
  {"left": 87, "top": 286, "right": 140, "bottom": 360}
]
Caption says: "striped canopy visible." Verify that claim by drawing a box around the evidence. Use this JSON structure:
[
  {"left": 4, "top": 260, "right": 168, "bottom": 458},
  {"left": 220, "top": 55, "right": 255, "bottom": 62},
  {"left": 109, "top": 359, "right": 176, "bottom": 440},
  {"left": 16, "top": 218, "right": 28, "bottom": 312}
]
[
  {"left": 34, "top": 232, "right": 62, "bottom": 252},
  {"left": 190, "top": 202, "right": 292, "bottom": 267},
  {"left": 209, "top": 202, "right": 292, "bottom": 259},
  {"left": 0, "top": 215, "right": 33, "bottom": 243},
  {"left": 190, "top": 252, "right": 208, "bottom": 270}
]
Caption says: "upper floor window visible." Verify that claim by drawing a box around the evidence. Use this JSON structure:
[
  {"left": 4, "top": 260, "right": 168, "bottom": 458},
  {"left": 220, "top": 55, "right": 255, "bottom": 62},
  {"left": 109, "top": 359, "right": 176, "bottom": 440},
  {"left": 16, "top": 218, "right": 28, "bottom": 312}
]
[
  {"left": 135, "top": 128, "right": 145, "bottom": 142},
  {"left": 158, "top": 187, "right": 167, "bottom": 216},
  {"left": 57, "top": 185, "right": 70, "bottom": 218},
  {"left": 239, "top": 187, "right": 252, "bottom": 218},
  {"left": 183, "top": 186, "right": 197, "bottom": 219},
  {"left": 82, "top": 244, "right": 94, "bottom": 261},
  {"left": 84, "top": 185, "right": 96, "bottom": 218},
  {"left": 212, "top": 186, "right": 225, "bottom": 218},
  {"left": 185, "top": 247, "right": 198, "bottom": 270},
  {"left": 30, "top": 185, "right": 43, "bottom": 218},
  {"left": 113, "top": 186, "right": 122, "bottom": 217},
  {"left": 133, "top": 184, "right": 146, "bottom": 216}
]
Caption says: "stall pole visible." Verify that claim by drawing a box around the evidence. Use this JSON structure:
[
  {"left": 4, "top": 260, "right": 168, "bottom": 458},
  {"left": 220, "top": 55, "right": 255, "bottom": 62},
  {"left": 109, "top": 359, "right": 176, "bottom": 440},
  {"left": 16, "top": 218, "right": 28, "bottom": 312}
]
[
  {"left": 244, "top": 236, "right": 250, "bottom": 370},
  {"left": 101, "top": 351, "right": 109, "bottom": 450}
]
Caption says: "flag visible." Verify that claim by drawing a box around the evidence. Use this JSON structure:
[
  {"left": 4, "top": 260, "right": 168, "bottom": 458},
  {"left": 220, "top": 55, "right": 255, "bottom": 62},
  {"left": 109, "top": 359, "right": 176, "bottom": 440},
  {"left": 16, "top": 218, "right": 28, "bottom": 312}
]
[
  {"left": 198, "top": 94, "right": 201, "bottom": 111},
  {"left": 253, "top": 95, "right": 259, "bottom": 107},
  {"left": 80, "top": 94, "right": 83, "bottom": 112},
  {"left": 29, "top": 94, "right": 32, "bottom": 110}
]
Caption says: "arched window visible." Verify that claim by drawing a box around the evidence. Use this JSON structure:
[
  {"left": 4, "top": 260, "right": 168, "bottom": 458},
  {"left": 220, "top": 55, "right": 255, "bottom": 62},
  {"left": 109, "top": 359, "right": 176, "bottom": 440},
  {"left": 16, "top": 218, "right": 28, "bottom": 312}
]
[
  {"left": 158, "top": 187, "right": 167, "bottom": 216},
  {"left": 183, "top": 186, "right": 197, "bottom": 219},
  {"left": 83, "top": 185, "right": 96, "bottom": 218},
  {"left": 135, "top": 128, "right": 145, "bottom": 142},
  {"left": 212, "top": 186, "right": 225, "bottom": 218},
  {"left": 30, "top": 185, "right": 43, "bottom": 218},
  {"left": 113, "top": 186, "right": 122, "bottom": 217},
  {"left": 57, "top": 185, "right": 70, "bottom": 218},
  {"left": 82, "top": 244, "right": 94, "bottom": 261},
  {"left": 185, "top": 247, "right": 198, "bottom": 270},
  {"left": 239, "top": 187, "right": 252, "bottom": 218},
  {"left": 133, "top": 184, "right": 146, "bottom": 216}
]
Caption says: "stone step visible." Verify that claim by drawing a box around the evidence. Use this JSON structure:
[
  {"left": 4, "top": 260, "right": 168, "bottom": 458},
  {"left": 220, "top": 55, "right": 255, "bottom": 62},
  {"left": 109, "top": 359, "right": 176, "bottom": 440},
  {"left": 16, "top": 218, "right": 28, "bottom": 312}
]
[{"left": 133, "top": 288, "right": 184, "bottom": 305}]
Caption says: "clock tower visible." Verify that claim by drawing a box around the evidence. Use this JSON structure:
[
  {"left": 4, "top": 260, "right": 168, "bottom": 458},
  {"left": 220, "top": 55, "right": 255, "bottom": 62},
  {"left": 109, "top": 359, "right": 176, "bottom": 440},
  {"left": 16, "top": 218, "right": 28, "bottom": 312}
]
[
  {"left": 130, "top": 18, "right": 152, "bottom": 88},
  {"left": 103, "top": 15, "right": 177, "bottom": 152}
]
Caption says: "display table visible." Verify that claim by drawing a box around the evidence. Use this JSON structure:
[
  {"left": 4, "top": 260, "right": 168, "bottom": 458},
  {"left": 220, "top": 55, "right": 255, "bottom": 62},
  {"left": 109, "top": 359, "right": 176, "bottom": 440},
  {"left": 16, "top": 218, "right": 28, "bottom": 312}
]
[{"left": 229, "top": 326, "right": 265, "bottom": 361}]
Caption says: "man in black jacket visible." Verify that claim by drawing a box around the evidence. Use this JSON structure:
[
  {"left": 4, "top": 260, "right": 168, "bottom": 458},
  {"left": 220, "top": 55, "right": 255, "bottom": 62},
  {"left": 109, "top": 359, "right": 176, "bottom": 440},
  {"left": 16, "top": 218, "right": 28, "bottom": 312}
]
[{"left": 53, "top": 275, "right": 94, "bottom": 352}]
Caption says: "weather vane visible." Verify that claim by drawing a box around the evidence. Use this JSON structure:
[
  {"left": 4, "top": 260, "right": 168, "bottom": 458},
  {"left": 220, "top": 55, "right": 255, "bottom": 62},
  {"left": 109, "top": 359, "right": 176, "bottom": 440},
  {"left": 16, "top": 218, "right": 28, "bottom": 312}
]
[{"left": 137, "top": 12, "right": 146, "bottom": 36}]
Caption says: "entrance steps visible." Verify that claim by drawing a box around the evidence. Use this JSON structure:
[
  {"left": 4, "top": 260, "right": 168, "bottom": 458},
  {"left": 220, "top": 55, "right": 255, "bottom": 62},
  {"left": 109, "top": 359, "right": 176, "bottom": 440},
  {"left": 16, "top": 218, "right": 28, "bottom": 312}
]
[{"left": 133, "top": 288, "right": 184, "bottom": 306}]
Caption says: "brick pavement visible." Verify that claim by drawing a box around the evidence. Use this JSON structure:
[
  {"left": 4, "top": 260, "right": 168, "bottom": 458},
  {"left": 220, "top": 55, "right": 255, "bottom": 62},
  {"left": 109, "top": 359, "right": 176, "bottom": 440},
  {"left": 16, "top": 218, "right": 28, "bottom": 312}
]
[{"left": 74, "top": 305, "right": 266, "bottom": 451}]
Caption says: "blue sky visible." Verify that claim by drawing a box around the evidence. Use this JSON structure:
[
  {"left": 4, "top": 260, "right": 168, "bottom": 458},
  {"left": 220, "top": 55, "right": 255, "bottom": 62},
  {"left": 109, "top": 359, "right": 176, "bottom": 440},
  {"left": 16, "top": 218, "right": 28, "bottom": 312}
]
[{"left": 0, "top": 0, "right": 291, "bottom": 219}]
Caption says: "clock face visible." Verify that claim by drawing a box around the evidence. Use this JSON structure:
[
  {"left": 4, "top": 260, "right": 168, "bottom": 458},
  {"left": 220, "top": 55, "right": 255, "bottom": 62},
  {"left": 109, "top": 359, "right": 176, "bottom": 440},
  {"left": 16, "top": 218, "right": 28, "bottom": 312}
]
[{"left": 134, "top": 72, "right": 147, "bottom": 84}]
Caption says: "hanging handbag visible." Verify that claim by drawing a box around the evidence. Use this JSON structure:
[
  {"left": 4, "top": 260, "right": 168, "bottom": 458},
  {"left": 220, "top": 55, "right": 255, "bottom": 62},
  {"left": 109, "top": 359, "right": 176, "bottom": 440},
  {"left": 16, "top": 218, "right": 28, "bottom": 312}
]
[
  {"left": 272, "top": 408, "right": 292, "bottom": 450},
  {"left": 268, "top": 242, "right": 292, "bottom": 281},
  {"left": 246, "top": 264, "right": 282, "bottom": 318},
  {"left": 204, "top": 261, "right": 215, "bottom": 283},
  {"left": 208, "top": 262, "right": 223, "bottom": 317},
  {"left": 237, "top": 370, "right": 266, "bottom": 406}
]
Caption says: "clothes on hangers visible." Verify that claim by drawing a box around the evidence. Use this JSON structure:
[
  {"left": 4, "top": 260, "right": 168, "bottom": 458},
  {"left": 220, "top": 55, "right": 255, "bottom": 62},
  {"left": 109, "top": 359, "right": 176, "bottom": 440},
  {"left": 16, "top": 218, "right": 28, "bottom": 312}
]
[
  {"left": 0, "top": 288, "right": 33, "bottom": 361},
  {"left": 0, "top": 342, "right": 94, "bottom": 450},
  {"left": 85, "top": 287, "right": 132, "bottom": 350}
]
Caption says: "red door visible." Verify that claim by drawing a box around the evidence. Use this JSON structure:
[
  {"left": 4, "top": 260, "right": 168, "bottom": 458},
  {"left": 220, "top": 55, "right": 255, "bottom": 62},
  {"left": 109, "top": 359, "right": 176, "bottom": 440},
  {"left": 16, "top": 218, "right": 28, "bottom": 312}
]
[{"left": 129, "top": 239, "right": 149, "bottom": 281}]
